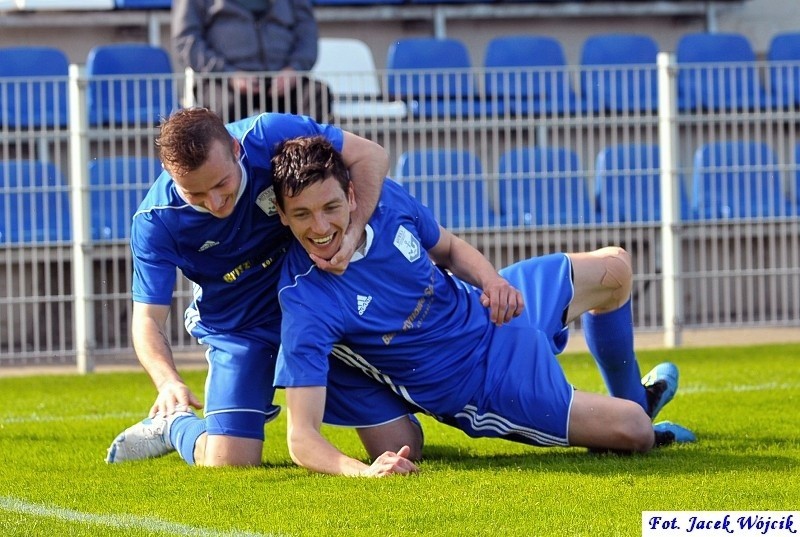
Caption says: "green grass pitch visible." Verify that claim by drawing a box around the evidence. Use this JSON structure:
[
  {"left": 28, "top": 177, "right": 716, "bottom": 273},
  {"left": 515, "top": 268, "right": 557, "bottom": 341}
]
[{"left": 0, "top": 343, "right": 797, "bottom": 536}]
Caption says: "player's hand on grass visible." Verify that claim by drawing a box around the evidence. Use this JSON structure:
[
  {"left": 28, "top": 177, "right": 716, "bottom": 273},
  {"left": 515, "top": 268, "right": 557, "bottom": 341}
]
[
  {"left": 361, "top": 445, "right": 419, "bottom": 477},
  {"left": 480, "top": 276, "right": 524, "bottom": 326},
  {"left": 149, "top": 379, "right": 203, "bottom": 418}
]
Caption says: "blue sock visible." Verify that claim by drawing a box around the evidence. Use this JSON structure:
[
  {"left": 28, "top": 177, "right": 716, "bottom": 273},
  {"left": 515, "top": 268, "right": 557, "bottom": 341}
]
[
  {"left": 169, "top": 414, "right": 206, "bottom": 466},
  {"left": 581, "top": 298, "right": 648, "bottom": 411}
]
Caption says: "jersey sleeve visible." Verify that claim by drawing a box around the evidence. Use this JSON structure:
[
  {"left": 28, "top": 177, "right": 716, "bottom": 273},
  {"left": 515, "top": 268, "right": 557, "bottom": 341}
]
[
  {"left": 239, "top": 114, "right": 344, "bottom": 168},
  {"left": 275, "top": 266, "right": 345, "bottom": 388},
  {"left": 130, "top": 210, "right": 178, "bottom": 305},
  {"left": 384, "top": 179, "right": 441, "bottom": 250}
]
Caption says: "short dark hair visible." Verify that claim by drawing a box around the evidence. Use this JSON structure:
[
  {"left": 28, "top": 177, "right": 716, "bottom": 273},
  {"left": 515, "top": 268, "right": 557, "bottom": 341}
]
[
  {"left": 271, "top": 135, "right": 349, "bottom": 210},
  {"left": 156, "top": 107, "right": 233, "bottom": 177}
]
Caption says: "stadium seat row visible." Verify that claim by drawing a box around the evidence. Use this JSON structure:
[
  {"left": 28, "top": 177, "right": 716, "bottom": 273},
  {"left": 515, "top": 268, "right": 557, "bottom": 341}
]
[
  {"left": 0, "top": 43, "right": 175, "bottom": 129},
  {"left": 2, "top": 0, "right": 749, "bottom": 10},
  {"left": 4, "top": 30, "right": 800, "bottom": 127},
  {"left": 0, "top": 157, "right": 160, "bottom": 245},
  {"left": 2, "top": 0, "right": 171, "bottom": 10},
  {"left": 394, "top": 141, "right": 800, "bottom": 229},
  {"left": 0, "top": 0, "right": 507, "bottom": 10},
  {"left": 386, "top": 31, "right": 800, "bottom": 118},
  {"left": 4, "top": 139, "right": 797, "bottom": 245},
  {"left": 0, "top": 0, "right": 636, "bottom": 10}
]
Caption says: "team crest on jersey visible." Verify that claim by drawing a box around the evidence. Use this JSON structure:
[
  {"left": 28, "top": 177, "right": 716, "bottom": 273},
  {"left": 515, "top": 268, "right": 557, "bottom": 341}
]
[
  {"left": 256, "top": 186, "right": 278, "bottom": 216},
  {"left": 393, "top": 225, "right": 421, "bottom": 262}
]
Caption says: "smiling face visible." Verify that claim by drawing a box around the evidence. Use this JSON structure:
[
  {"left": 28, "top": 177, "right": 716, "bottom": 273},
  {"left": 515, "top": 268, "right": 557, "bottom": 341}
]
[
  {"left": 171, "top": 138, "right": 242, "bottom": 219},
  {"left": 278, "top": 174, "right": 356, "bottom": 261}
]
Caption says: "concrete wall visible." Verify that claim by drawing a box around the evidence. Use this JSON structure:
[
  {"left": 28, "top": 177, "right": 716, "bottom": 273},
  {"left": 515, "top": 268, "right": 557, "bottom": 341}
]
[{"left": 715, "top": 0, "right": 799, "bottom": 53}]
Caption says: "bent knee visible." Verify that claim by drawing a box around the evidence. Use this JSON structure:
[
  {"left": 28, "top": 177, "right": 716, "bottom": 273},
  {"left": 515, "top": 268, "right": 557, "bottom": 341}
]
[
  {"left": 616, "top": 405, "right": 654, "bottom": 453},
  {"left": 593, "top": 246, "right": 633, "bottom": 308},
  {"left": 358, "top": 415, "right": 424, "bottom": 462},
  {"left": 197, "top": 434, "right": 264, "bottom": 467}
]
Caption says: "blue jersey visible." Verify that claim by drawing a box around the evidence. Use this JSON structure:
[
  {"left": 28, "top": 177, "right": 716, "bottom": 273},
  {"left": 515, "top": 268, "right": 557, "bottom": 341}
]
[
  {"left": 275, "top": 180, "right": 494, "bottom": 415},
  {"left": 131, "top": 113, "right": 343, "bottom": 333}
]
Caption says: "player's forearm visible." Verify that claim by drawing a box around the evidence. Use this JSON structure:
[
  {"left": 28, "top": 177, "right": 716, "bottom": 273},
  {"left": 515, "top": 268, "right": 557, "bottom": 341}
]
[
  {"left": 344, "top": 137, "right": 388, "bottom": 232},
  {"left": 288, "top": 427, "right": 370, "bottom": 476},
  {"left": 444, "top": 234, "right": 503, "bottom": 290},
  {"left": 131, "top": 312, "right": 182, "bottom": 390}
]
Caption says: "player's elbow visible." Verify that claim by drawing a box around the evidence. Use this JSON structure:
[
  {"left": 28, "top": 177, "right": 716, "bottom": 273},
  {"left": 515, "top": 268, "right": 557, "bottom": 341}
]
[{"left": 369, "top": 139, "right": 390, "bottom": 174}]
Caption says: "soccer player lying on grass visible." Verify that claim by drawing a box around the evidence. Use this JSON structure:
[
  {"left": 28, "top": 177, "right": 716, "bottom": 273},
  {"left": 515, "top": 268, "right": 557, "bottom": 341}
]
[{"left": 271, "top": 136, "right": 697, "bottom": 477}]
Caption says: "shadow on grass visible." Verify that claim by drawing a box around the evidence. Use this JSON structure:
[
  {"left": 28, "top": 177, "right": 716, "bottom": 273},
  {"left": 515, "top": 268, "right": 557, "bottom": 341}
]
[{"left": 418, "top": 443, "right": 796, "bottom": 477}]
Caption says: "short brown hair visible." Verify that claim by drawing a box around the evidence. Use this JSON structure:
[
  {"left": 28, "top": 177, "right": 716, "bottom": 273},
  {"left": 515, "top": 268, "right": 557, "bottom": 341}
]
[
  {"left": 271, "top": 136, "right": 349, "bottom": 210},
  {"left": 156, "top": 108, "right": 233, "bottom": 177}
]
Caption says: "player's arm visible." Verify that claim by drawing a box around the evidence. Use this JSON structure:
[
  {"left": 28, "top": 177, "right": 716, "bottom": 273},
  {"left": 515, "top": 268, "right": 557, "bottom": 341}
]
[
  {"left": 131, "top": 302, "right": 202, "bottom": 417},
  {"left": 427, "top": 226, "right": 524, "bottom": 326},
  {"left": 315, "top": 131, "right": 388, "bottom": 273},
  {"left": 285, "top": 386, "right": 418, "bottom": 477}
]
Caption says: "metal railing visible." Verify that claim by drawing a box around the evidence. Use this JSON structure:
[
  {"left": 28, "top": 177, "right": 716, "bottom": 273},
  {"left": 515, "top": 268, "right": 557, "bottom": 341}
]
[{"left": 1, "top": 54, "right": 799, "bottom": 370}]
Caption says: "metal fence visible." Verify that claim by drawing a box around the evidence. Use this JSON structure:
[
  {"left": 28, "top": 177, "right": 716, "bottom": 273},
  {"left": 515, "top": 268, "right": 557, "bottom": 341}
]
[{"left": 1, "top": 53, "right": 799, "bottom": 370}]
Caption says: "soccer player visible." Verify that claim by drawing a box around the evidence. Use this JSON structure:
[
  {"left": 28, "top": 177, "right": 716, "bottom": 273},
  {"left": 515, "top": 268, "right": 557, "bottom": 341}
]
[
  {"left": 271, "top": 135, "right": 696, "bottom": 477},
  {"left": 105, "top": 108, "right": 422, "bottom": 467}
]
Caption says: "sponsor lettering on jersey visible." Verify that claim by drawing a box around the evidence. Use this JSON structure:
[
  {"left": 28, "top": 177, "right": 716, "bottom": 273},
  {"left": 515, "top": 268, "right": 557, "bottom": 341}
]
[
  {"left": 222, "top": 246, "right": 287, "bottom": 283},
  {"left": 223, "top": 261, "right": 253, "bottom": 283},
  {"left": 382, "top": 270, "right": 435, "bottom": 345}
]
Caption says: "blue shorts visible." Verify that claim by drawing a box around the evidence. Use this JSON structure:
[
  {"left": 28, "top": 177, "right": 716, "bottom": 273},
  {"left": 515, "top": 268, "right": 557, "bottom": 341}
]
[
  {"left": 448, "top": 253, "right": 576, "bottom": 446},
  {"left": 499, "top": 252, "right": 574, "bottom": 354},
  {"left": 323, "top": 354, "right": 420, "bottom": 427},
  {"left": 191, "top": 325, "right": 282, "bottom": 441},
  {"left": 450, "top": 326, "right": 574, "bottom": 446},
  {"left": 323, "top": 252, "right": 576, "bottom": 443}
]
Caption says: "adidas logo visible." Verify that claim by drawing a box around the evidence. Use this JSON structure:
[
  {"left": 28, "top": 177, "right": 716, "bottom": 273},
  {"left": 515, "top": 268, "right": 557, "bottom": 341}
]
[
  {"left": 357, "top": 294, "right": 372, "bottom": 316},
  {"left": 198, "top": 240, "right": 220, "bottom": 252}
]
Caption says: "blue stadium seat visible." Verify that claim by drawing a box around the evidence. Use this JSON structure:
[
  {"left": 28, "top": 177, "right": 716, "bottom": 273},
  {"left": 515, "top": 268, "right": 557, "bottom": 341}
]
[
  {"left": 497, "top": 147, "right": 591, "bottom": 227},
  {"left": 579, "top": 33, "right": 659, "bottom": 114},
  {"left": 0, "top": 161, "right": 71, "bottom": 245},
  {"left": 86, "top": 43, "right": 176, "bottom": 127},
  {"left": 692, "top": 141, "right": 789, "bottom": 219},
  {"left": 483, "top": 35, "right": 579, "bottom": 116},
  {"left": 676, "top": 32, "right": 766, "bottom": 112},
  {"left": 114, "top": 0, "right": 172, "bottom": 7},
  {"left": 89, "top": 157, "right": 162, "bottom": 241},
  {"left": 595, "top": 144, "right": 690, "bottom": 223},
  {"left": 0, "top": 46, "right": 69, "bottom": 129},
  {"left": 387, "top": 38, "right": 480, "bottom": 119},
  {"left": 767, "top": 32, "right": 800, "bottom": 110},
  {"left": 394, "top": 149, "right": 495, "bottom": 229}
]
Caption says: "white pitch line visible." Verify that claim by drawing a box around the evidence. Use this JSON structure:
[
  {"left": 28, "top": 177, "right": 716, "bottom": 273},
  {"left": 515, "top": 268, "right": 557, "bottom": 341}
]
[
  {"left": 679, "top": 381, "right": 800, "bottom": 394},
  {"left": 0, "top": 497, "right": 279, "bottom": 537},
  {"left": 0, "top": 411, "right": 142, "bottom": 425}
]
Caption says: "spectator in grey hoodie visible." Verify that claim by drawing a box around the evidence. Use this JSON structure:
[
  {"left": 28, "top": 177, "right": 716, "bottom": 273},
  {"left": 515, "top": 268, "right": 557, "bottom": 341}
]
[{"left": 173, "top": 0, "right": 332, "bottom": 122}]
